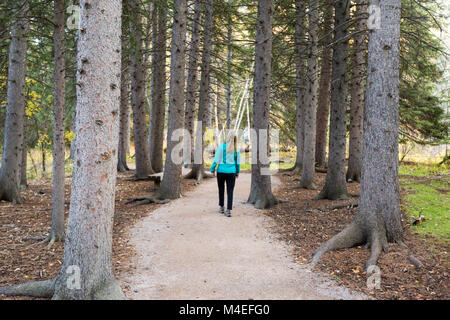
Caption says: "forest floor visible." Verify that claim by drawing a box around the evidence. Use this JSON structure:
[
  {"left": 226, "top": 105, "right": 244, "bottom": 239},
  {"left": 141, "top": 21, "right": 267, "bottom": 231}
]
[
  {"left": 266, "top": 169, "right": 449, "bottom": 300},
  {"left": 0, "top": 164, "right": 448, "bottom": 300},
  {"left": 118, "top": 172, "right": 365, "bottom": 299},
  {"left": 0, "top": 169, "right": 195, "bottom": 300}
]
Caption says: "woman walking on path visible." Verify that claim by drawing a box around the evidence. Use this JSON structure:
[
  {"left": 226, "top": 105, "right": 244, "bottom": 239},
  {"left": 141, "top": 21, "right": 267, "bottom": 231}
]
[{"left": 210, "top": 133, "right": 241, "bottom": 217}]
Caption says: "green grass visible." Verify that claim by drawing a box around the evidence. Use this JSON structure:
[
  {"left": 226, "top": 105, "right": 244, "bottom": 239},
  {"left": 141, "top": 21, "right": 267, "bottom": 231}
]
[
  {"left": 399, "top": 162, "right": 448, "bottom": 177},
  {"left": 399, "top": 163, "right": 449, "bottom": 243}
]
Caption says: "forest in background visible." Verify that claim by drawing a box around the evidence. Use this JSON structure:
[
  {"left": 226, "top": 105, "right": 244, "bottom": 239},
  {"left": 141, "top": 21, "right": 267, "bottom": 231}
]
[{"left": 0, "top": 0, "right": 448, "bottom": 300}]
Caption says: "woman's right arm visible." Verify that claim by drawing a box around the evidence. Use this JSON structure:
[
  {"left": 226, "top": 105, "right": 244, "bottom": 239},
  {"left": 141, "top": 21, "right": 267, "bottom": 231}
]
[{"left": 210, "top": 145, "right": 221, "bottom": 173}]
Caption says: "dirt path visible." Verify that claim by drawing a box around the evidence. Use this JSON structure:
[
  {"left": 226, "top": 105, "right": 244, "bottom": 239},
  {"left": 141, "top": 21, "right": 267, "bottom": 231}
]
[{"left": 119, "top": 173, "right": 367, "bottom": 300}]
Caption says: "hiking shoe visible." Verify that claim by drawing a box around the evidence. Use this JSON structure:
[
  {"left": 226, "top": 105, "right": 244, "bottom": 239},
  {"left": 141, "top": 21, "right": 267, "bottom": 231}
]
[
  {"left": 225, "top": 209, "right": 232, "bottom": 217},
  {"left": 219, "top": 206, "right": 224, "bottom": 214}
]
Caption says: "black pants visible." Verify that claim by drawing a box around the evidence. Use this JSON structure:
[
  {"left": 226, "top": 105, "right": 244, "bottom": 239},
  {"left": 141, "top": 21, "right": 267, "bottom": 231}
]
[{"left": 217, "top": 172, "right": 236, "bottom": 210}]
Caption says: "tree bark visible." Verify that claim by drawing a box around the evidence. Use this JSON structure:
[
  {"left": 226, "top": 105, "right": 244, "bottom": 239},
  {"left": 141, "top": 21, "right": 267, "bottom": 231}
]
[
  {"left": 359, "top": 0, "right": 403, "bottom": 245},
  {"left": 149, "top": 3, "right": 167, "bottom": 173},
  {"left": 225, "top": 2, "right": 233, "bottom": 130},
  {"left": 312, "top": 0, "right": 402, "bottom": 270},
  {"left": 20, "top": 124, "right": 27, "bottom": 188},
  {"left": 52, "top": 0, "right": 125, "bottom": 299},
  {"left": 293, "top": 0, "right": 307, "bottom": 171},
  {"left": 50, "top": 0, "right": 66, "bottom": 242},
  {"left": 299, "top": 0, "right": 319, "bottom": 189},
  {"left": 157, "top": 0, "right": 187, "bottom": 199},
  {"left": 183, "top": 0, "right": 202, "bottom": 167},
  {"left": 69, "top": 31, "right": 79, "bottom": 161},
  {"left": 186, "top": 0, "right": 214, "bottom": 181},
  {"left": 247, "top": 0, "right": 277, "bottom": 209},
  {"left": 316, "top": 0, "right": 350, "bottom": 200},
  {"left": 346, "top": 0, "right": 368, "bottom": 182},
  {"left": 130, "top": 0, "right": 152, "bottom": 178},
  {"left": 315, "top": 0, "right": 333, "bottom": 168},
  {"left": 118, "top": 2, "right": 130, "bottom": 173},
  {"left": 0, "top": 0, "right": 29, "bottom": 203}
]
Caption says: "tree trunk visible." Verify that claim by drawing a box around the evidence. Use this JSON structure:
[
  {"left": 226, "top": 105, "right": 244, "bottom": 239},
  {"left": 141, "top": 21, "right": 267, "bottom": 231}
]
[
  {"left": 69, "top": 32, "right": 79, "bottom": 161},
  {"left": 69, "top": 108, "right": 76, "bottom": 159},
  {"left": 206, "top": 76, "right": 213, "bottom": 129},
  {"left": 157, "top": 0, "right": 187, "bottom": 199},
  {"left": 346, "top": 0, "right": 368, "bottom": 182},
  {"left": 149, "top": 3, "right": 167, "bottom": 173},
  {"left": 20, "top": 115, "right": 28, "bottom": 188},
  {"left": 183, "top": 0, "right": 202, "bottom": 167},
  {"left": 130, "top": 0, "right": 152, "bottom": 178},
  {"left": 312, "top": 0, "right": 402, "bottom": 270},
  {"left": 0, "top": 0, "right": 29, "bottom": 203},
  {"left": 118, "top": 3, "right": 130, "bottom": 173},
  {"left": 315, "top": 0, "right": 333, "bottom": 168},
  {"left": 53, "top": 0, "right": 125, "bottom": 299},
  {"left": 20, "top": 137, "right": 27, "bottom": 187},
  {"left": 293, "top": 0, "right": 307, "bottom": 171},
  {"left": 143, "top": 2, "right": 153, "bottom": 87},
  {"left": 225, "top": 3, "right": 232, "bottom": 130},
  {"left": 50, "top": 0, "right": 66, "bottom": 242},
  {"left": 247, "top": 0, "right": 277, "bottom": 209},
  {"left": 186, "top": 0, "right": 213, "bottom": 181},
  {"left": 316, "top": 0, "right": 350, "bottom": 200},
  {"left": 299, "top": 0, "right": 319, "bottom": 189}
]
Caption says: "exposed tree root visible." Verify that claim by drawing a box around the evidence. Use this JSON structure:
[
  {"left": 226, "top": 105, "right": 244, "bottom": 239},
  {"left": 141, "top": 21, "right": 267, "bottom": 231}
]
[
  {"left": 23, "top": 232, "right": 64, "bottom": 249},
  {"left": 313, "top": 188, "right": 350, "bottom": 201},
  {"left": 397, "top": 241, "right": 435, "bottom": 282},
  {"left": 0, "top": 277, "right": 126, "bottom": 300},
  {"left": 90, "top": 279, "right": 126, "bottom": 300},
  {"left": 327, "top": 202, "right": 358, "bottom": 211},
  {"left": 125, "top": 196, "right": 170, "bottom": 207},
  {"left": 0, "top": 279, "right": 55, "bottom": 298},
  {"left": 131, "top": 175, "right": 154, "bottom": 182},
  {"left": 311, "top": 212, "right": 392, "bottom": 271},
  {"left": 408, "top": 255, "right": 424, "bottom": 269},
  {"left": 248, "top": 192, "right": 279, "bottom": 209},
  {"left": 298, "top": 182, "right": 317, "bottom": 190},
  {"left": 0, "top": 187, "right": 23, "bottom": 204},
  {"left": 45, "top": 236, "right": 56, "bottom": 249},
  {"left": 22, "top": 235, "right": 48, "bottom": 242},
  {"left": 311, "top": 222, "right": 365, "bottom": 267},
  {"left": 366, "top": 227, "right": 388, "bottom": 268},
  {"left": 183, "top": 167, "right": 212, "bottom": 184},
  {"left": 315, "top": 167, "right": 327, "bottom": 173},
  {"left": 117, "top": 158, "right": 129, "bottom": 172}
]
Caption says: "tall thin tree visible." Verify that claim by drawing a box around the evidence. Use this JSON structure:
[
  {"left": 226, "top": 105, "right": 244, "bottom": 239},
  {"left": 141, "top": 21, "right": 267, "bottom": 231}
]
[
  {"left": 49, "top": 0, "right": 66, "bottom": 243},
  {"left": 0, "top": 0, "right": 125, "bottom": 299},
  {"left": 149, "top": 3, "right": 167, "bottom": 173},
  {"left": 157, "top": 0, "right": 187, "bottom": 199},
  {"left": 312, "top": 0, "right": 403, "bottom": 269},
  {"left": 247, "top": 0, "right": 278, "bottom": 209},
  {"left": 291, "top": 0, "right": 307, "bottom": 171},
  {"left": 185, "top": 0, "right": 214, "bottom": 181},
  {"left": 316, "top": 0, "right": 351, "bottom": 200},
  {"left": 183, "top": 0, "right": 202, "bottom": 167},
  {"left": 225, "top": 0, "right": 233, "bottom": 130},
  {"left": 130, "top": 0, "right": 152, "bottom": 178},
  {"left": 118, "top": 0, "right": 130, "bottom": 172},
  {"left": 299, "top": 0, "right": 320, "bottom": 189},
  {"left": 0, "top": 0, "right": 29, "bottom": 203},
  {"left": 315, "top": 0, "right": 333, "bottom": 168},
  {"left": 346, "top": 0, "right": 368, "bottom": 182}
]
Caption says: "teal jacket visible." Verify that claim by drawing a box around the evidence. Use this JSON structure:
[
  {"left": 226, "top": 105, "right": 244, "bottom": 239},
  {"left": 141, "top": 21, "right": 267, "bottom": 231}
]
[{"left": 210, "top": 143, "right": 241, "bottom": 174}]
